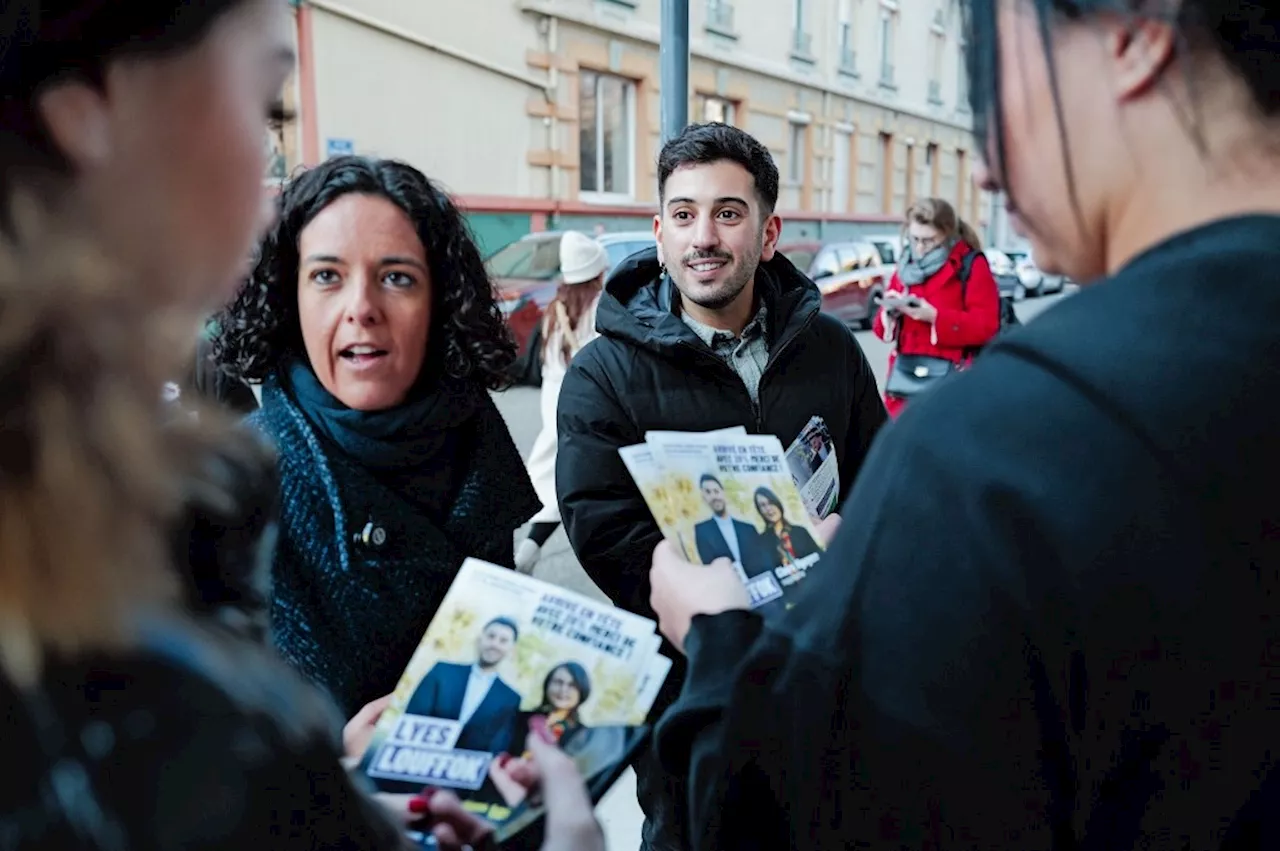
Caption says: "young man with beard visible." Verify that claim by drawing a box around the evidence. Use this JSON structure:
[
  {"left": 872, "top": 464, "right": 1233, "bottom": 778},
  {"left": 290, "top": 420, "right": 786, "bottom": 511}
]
[{"left": 555, "top": 122, "right": 887, "bottom": 850}]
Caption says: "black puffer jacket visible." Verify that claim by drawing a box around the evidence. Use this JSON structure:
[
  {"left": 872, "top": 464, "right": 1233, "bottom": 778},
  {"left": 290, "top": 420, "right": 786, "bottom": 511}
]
[
  {"left": 556, "top": 246, "right": 887, "bottom": 622},
  {"left": 556, "top": 246, "right": 887, "bottom": 850}
]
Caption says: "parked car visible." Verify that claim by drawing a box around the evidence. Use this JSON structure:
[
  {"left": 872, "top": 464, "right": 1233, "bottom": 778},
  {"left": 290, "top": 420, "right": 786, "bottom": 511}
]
[
  {"left": 487, "top": 229, "right": 653, "bottom": 386},
  {"left": 1005, "top": 248, "right": 1066, "bottom": 297},
  {"left": 984, "top": 248, "right": 1026, "bottom": 301},
  {"left": 778, "top": 239, "right": 893, "bottom": 329},
  {"left": 866, "top": 234, "right": 903, "bottom": 267}
]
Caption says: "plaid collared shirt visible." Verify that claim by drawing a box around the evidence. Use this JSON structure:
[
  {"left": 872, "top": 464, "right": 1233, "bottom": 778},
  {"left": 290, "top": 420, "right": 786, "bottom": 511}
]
[{"left": 680, "top": 301, "right": 771, "bottom": 407}]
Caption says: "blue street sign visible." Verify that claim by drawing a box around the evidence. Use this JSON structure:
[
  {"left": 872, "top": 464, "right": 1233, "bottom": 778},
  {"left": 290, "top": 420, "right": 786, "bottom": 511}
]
[{"left": 326, "top": 138, "right": 355, "bottom": 158}]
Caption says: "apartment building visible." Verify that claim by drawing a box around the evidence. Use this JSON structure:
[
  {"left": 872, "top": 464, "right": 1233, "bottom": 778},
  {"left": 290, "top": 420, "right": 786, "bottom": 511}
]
[{"left": 280, "top": 0, "right": 993, "bottom": 251}]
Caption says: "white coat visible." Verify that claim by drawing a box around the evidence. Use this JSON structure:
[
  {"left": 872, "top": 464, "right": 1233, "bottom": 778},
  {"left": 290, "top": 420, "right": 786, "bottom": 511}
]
[{"left": 525, "top": 295, "right": 601, "bottom": 523}]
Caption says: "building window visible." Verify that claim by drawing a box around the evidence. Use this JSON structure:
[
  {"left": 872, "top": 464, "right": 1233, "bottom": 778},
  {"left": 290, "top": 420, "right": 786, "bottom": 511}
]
[
  {"left": 264, "top": 126, "right": 287, "bottom": 183},
  {"left": 838, "top": 0, "right": 857, "bottom": 72},
  {"left": 792, "top": 0, "right": 812, "bottom": 56},
  {"left": 697, "top": 94, "right": 736, "bottom": 126},
  {"left": 878, "top": 8, "right": 897, "bottom": 86},
  {"left": 788, "top": 121, "right": 808, "bottom": 184},
  {"left": 579, "top": 69, "right": 635, "bottom": 198},
  {"left": 957, "top": 36, "right": 970, "bottom": 109},
  {"left": 928, "top": 10, "right": 945, "bottom": 103},
  {"left": 706, "top": 0, "right": 735, "bottom": 33},
  {"left": 831, "top": 127, "right": 852, "bottom": 213}
]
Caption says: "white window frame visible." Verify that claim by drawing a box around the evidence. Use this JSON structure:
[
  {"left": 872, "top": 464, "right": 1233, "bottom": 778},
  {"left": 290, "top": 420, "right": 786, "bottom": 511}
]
[
  {"left": 698, "top": 94, "right": 737, "bottom": 126},
  {"left": 579, "top": 70, "right": 637, "bottom": 203},
  {"left": 878, "top": 5, "right": 897, "bottom": 84},
  {"left": 830, "top": 124, "right": 853, "bottom": 213},
  {"left": 787, "top": 113, "right": 811, "bottom": 186}
]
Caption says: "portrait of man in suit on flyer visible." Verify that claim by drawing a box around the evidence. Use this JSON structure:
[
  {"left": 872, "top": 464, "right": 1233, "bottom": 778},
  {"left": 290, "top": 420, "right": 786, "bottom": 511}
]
[
  {"left": 692, "top": 473, "right": 769, "bottom": 578},
  {"left": 403, "top": 616, "right": 523, "bottom": 754}
]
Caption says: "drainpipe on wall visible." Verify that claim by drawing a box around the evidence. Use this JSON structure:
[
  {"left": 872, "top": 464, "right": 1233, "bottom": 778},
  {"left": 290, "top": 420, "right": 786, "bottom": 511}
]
[{"left": 306, "top": 0, "right": 552, "bottom": 93}]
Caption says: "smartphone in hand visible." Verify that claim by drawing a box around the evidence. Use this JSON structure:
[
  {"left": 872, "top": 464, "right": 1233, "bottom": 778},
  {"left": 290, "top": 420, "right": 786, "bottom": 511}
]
[{"left": 880, "top": 293, "right": 919, "bottom": 311}]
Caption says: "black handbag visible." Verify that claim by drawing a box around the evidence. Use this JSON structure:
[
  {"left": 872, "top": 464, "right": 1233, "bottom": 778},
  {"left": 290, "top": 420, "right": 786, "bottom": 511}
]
[{"left": 885, "top": 353, "right": 957, "bottom": 397}]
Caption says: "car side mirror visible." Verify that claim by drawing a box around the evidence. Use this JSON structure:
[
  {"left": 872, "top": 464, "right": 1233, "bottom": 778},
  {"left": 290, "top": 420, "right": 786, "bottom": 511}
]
[{"left": 813, "top": 268, "right": 835, "bottom": 280}]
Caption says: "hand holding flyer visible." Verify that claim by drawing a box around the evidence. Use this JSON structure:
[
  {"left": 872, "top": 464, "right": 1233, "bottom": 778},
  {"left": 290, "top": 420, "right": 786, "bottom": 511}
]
[
  {"left": 621, "top": 428, "right": 826, "bottom": 613},
  {"left": 358, "top": 559, "right": 670, "bottom": 845}
]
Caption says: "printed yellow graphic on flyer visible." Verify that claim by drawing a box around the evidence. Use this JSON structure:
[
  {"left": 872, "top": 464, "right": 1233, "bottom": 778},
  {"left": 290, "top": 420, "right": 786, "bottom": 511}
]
[
  {"left": 628, "top": 430, "right": 824, "bottom": 611},
  {"left": 359, "top": 559, "right": 669, "bottom": 843}
]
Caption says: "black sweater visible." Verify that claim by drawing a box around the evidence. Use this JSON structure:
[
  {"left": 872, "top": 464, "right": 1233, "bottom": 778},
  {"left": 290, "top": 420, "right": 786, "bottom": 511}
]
[{"left": 657, "top": 215, "right": 1280, "bottom": 849}]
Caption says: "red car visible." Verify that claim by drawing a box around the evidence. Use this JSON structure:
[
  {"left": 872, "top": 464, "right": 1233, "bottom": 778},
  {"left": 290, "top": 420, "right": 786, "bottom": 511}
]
[
  {"left": 486, "top": 230, "right": 654, "bottom": 385},
  {"left": 777, "top": 239, "right": 893, "bottom": 329}
]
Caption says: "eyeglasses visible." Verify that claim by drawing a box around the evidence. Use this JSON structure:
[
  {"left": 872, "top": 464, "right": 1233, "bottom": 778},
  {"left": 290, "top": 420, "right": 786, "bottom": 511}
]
[{"left": 909, "top": 235, "right": 942, "bottom": 254}]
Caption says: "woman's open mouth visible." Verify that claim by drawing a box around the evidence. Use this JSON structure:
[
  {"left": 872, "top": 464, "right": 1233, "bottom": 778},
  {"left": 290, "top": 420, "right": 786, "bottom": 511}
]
[{"left": 338, "top": 344, "right": 388, "bottom": 368}]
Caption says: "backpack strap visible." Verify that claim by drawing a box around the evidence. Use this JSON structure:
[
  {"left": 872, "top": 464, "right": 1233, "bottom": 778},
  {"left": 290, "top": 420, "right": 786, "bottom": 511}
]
[{"left": 957, "top": 248, "right": 977, "bottom": 303}]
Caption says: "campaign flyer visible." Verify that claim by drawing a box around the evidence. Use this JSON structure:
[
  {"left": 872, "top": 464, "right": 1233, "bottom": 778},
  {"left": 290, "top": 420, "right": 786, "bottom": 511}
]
[
  {"left": 784, "top": 415, "right": 840, "bottom": 520},
  {"left": 642, "top": 431, "right": 825, "bottom": 610},
  {"left": 359, "top": 559, "right": 668, "bottom": 841}
]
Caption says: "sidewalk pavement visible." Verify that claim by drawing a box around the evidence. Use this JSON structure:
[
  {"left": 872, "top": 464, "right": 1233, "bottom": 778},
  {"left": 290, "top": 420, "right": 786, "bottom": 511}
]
[{"left": 494, "top": 386, "right": 645, "bottom": 849}]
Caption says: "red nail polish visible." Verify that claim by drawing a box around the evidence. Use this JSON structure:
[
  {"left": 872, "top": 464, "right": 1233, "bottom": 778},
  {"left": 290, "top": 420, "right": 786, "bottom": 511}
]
[
  {"left": 529, "top": 714, "right": 557, "bottom": 745},
  {"left": 408, "top": 797, "right": 431, "bottom": 815},
  {"left": 497, "top": 753, "right": 512, "bottom": 768}
]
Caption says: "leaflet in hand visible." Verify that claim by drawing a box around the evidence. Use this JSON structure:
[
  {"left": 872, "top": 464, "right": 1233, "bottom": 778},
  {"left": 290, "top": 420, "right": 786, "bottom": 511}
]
[
  {"left": 358, "top": 558, "right": 670, "bottom": 843},
  {"left": 620, "top": 429, "right": 825, "bottom": 611},
  {"left": 784, "top": 415, "right": 840, "bottom": 520}
]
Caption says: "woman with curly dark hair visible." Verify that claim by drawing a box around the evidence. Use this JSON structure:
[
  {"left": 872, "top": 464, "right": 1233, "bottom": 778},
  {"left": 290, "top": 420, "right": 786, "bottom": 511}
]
[{"left": 213, "top": 156, "right": 540, "bottom": 718}]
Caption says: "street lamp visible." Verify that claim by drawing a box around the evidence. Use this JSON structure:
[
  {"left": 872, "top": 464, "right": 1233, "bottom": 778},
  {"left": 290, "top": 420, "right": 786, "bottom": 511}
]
[{"left": 659, "top": 0, "right": 690, "bottom": 145}]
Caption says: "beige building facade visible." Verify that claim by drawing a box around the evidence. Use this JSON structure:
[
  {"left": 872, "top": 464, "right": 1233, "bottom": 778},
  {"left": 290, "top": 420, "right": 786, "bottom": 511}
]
[{"left": 285, "top": 0, "right": 991, "bottom": 250}]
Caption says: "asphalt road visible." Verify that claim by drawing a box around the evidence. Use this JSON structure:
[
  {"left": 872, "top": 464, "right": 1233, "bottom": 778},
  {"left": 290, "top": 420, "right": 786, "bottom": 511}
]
[{"left": 492, "top": 289, "right": 1073, "bottom": 847}]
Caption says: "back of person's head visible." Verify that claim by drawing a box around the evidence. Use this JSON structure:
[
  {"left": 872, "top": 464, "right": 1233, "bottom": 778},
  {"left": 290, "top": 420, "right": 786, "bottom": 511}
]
[
  {"left": 962, "top": 0, "right": 1278, "bottom": 281},
  {"left": 214, "top": 155, "right": 516, "bottom": 392},
  {"left": 657, "top": 123, "right": 780, "bottom": 215},
  {"left": 0, "top": 1, "right": 248, "bottom": 199},
  {"left": 0, "top": 0, "right": 289, "bottom": 682}
]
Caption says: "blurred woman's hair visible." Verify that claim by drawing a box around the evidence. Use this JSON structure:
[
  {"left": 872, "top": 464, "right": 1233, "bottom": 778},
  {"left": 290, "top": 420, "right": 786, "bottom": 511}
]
[
  {"left": 540, "top": 662, "right": 593, "bottom": 715},
  {"left": 541, "top": 279, "right": 603, "bottom": 367},
  {"left": 0, "top": 1, "right": 251, "bottom": 683},
  {"left": 0, "top": 2, "right": 248, "bottom": 208},
  {"left": 214, "top": 156, "right": 517, "bottom": 391},
  {"left": 901, "top": 197, "right": 984, "bottom": 253},
  {"left": 961, "top": 0, "right": 1279, "bottom": 221}
]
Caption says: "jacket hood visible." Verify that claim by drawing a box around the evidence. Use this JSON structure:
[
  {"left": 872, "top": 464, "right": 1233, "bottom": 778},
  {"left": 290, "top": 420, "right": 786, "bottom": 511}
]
[{"left": 596, "top": 245, "right": 823, "bottom": 355}]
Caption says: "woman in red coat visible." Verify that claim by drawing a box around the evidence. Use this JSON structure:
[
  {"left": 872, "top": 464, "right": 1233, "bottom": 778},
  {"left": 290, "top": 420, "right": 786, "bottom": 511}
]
[{"left": 873, "top": 198, "right": 1001, "bottom": 418}]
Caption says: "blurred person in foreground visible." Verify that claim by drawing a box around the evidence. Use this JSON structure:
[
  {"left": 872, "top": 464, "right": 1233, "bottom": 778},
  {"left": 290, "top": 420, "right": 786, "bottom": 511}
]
[
  {"left": 650, "top": 0, "right": 1280, "bottom": 847},
  {"left": 0, "top": 2, "right": 598, "bottom": 848}
]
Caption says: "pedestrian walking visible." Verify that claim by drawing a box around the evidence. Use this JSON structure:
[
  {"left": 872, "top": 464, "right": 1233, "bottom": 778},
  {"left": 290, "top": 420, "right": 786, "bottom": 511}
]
[
  {"left": 515, "top": 231, "right": 609, "bottom": 574},
  {"left": 873, "top": 197, "right": 1001, "bottom": 417}
]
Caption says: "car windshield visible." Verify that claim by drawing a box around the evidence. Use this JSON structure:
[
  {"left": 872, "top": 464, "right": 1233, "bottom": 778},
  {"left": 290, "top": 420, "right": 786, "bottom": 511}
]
[
  {"left": 485, "top": 237, "right": 562, "bottom": 281},
  {"left": 604, "top": 241, "right": 649, "bottom": 271},
  {"left": 780, "top": 248, "right": 816, "bottom": 273},
  {"left": 870, "top": 242, "right": 897, "bottom": 265}
]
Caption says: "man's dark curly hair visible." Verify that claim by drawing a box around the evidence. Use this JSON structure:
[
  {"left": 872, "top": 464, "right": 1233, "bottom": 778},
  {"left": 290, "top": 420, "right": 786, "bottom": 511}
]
[{"left": 212, "top": 156, "right": 515, "bottom": 391}]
